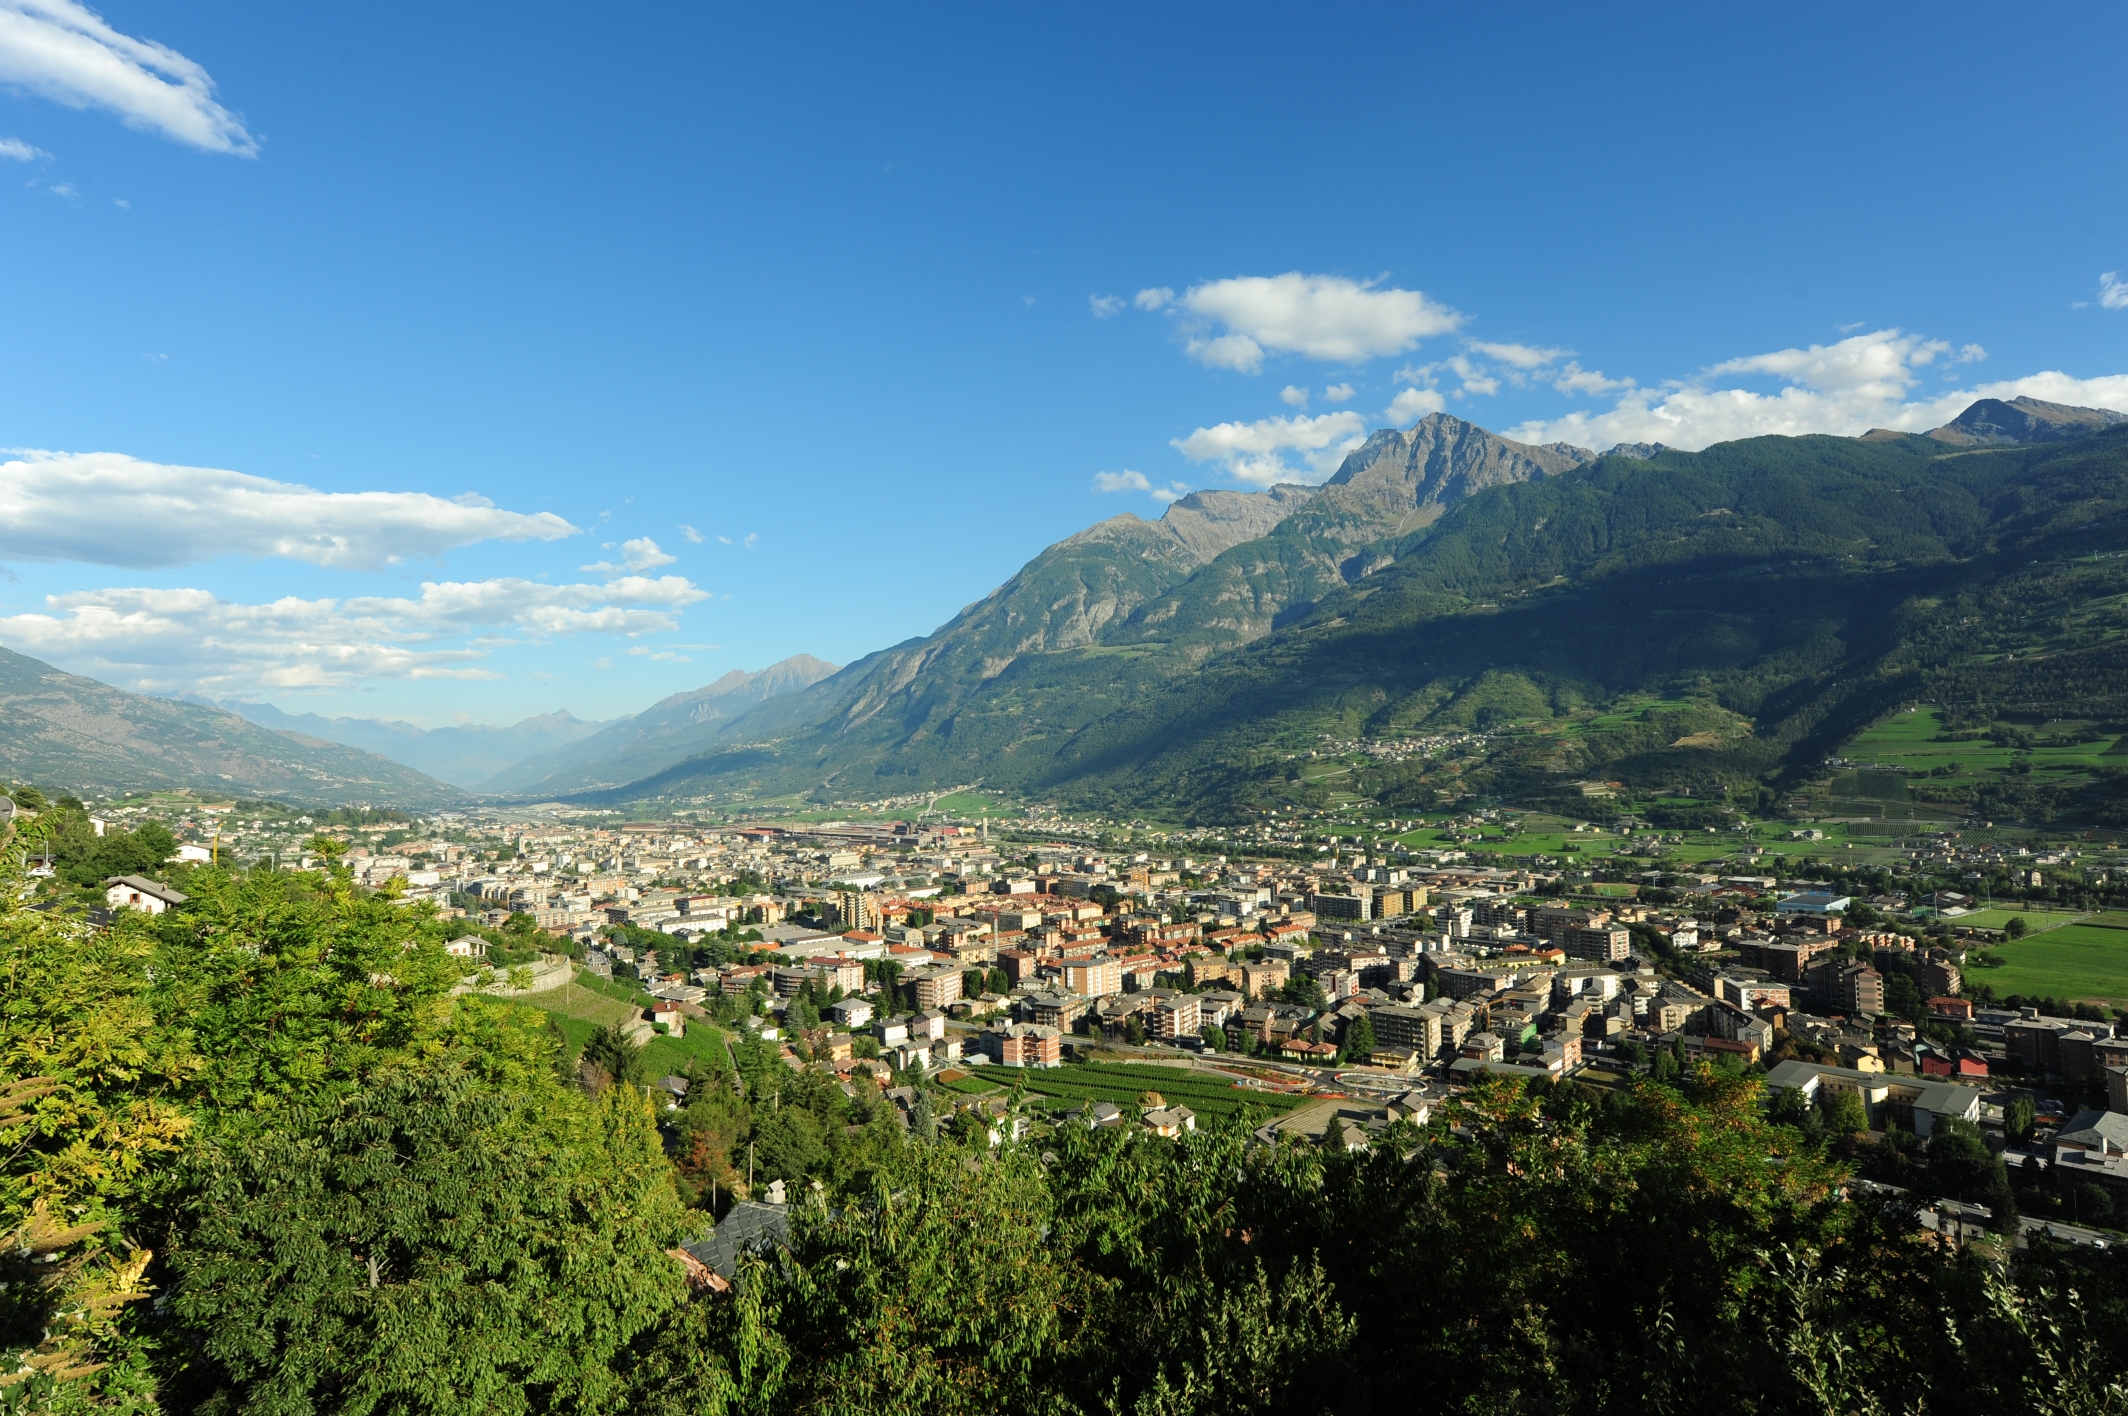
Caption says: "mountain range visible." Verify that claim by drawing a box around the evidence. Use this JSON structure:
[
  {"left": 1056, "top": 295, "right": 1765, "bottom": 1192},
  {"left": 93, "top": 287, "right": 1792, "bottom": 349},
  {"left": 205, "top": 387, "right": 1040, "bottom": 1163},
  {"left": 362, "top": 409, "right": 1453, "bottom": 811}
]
[
  {"left": 9, "top": 396, "right": 2127, "bottom": 816},
  {"left": 476, "top": 654, "right": 838, "bottom": 797},
  {"left": 211, "top": 701, "right": 616, "bottom": 789},
  {"left": 523, "top": 396, "right": 2128, "bottom": 819}
]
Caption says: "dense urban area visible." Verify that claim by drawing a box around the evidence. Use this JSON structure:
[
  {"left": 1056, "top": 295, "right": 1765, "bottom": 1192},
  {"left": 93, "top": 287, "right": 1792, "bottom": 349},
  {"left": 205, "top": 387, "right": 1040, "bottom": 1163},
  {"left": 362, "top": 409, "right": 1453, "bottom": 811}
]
[{"left": 11, "top": 753, "right": 2128, "bottom": 1410}]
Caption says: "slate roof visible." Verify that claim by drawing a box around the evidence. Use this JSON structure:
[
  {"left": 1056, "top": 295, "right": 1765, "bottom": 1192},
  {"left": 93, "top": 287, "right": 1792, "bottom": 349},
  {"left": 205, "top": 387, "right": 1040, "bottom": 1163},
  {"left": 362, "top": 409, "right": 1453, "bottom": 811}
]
[
  {"left": 2057, "top": 1110, "right": 2128, "bottom": 1157},
  {"left": 679, "top": 1200, "right": 791, "bottom": 1281}
]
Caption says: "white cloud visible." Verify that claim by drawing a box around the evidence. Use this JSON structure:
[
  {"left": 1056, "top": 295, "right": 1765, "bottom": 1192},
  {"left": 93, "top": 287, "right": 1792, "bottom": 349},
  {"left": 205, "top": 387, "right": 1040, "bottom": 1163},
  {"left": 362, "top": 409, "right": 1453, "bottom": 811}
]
[
  {"left": 1466, "top": 340, "right": 1564, "bottom": 370},
  {"left": 0, "top": 449, "right": 577, "bottom": 569},
  {"left": 1504, "top": 328, "right": 2128, "bottom": 451},
  {"left": 1553, "top": 362, "right": 1634, "bottom": 396},
  {"left": 1704, "top": 329, "right": 1951, "bottom": 400},
  {"left": 1957, "top": 343, "right": 1987, "bottom": 364},
  {"left": 0, "top": 134, "right": 46, "bottom": 159},
  {"left": 1134, "top": 287, "right": 1173, "bottom": 311},
  {"left": 1279, "top": 385, "right": 1309, "bottom": 407},
  {"left": 1089, "top": 293, "right": 1124, "bottom": 318},
  {"left": 677, "top": 524, "right": 703, "bottom": 543},
  {"left": 1176, "top": 272, "right": 1463, "bottom": 371},
  {"left": 0, "top": 574, "right": 708, "bottom": 693},
  {"left": 1386, "top": 387, "right": 1446, "bottom": 425},
  {"left": 579, "top": 536, "right": 675, "bottom": 574},
  {"left": 2103, "top": 273, "right": 2128, "bottom": 312},
  {"left": 1447, "top": 357, "right": 1499, "bottom": 398},
  {"left": 1170, "top": 410, "right": 1366, "bottom": 487},
  {"left": 0, "top": 0, "right": 254, "bottom": 154},
  {"left": 1321, "top": 383, "right": 1355, "bottom": 403},
  {"left": 1093, "top": 469, "right": 1189, "bottom": 501},
  {"left": 1184, "top": 332, "right": 1266, "bottom": 374}
]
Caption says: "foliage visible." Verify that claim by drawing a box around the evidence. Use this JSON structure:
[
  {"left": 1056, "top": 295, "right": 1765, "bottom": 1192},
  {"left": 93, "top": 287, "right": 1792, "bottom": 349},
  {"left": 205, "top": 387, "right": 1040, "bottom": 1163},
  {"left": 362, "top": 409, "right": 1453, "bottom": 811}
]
[
  {"left": 167, "top": 1066, "right": 685, "bottom": 1414},
  {"left": 9, "top": 842, "right": 2128, "bottom": 1410}
]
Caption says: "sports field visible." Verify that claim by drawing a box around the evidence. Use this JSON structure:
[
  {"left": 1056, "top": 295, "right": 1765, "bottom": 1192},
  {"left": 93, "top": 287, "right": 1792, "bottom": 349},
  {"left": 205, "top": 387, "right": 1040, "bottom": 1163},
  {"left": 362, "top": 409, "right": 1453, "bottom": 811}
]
[
  {"left": 968, "top": 1060, "right": 1307, "bottom": 1119},
  {"left": 1974, "top": 921, "right": 2128, "bottom": 1005}
]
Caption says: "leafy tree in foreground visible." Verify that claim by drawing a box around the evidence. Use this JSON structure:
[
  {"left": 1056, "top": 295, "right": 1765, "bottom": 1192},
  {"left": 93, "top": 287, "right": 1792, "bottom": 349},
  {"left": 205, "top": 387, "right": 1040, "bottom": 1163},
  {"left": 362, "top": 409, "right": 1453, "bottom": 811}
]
[{"left": 167, "top": 1064, "right": 685, "bottom": 1414}]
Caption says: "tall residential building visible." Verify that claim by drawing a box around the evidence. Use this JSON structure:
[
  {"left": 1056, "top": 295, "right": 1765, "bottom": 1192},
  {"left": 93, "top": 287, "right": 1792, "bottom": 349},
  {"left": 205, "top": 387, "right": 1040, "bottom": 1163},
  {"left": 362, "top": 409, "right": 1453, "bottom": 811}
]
[
  {"left": 1150, "top": 995, "right": 1201, "bottom": 1040},
  {"left": 1062, "top": 956, "right": 1122, "bottom": 998},
  {"left": 839, "top": 890, "right": 882, "bottom": 931},
  {"left": 900, "top": 965, "right": 964, "bottom": 1012}
]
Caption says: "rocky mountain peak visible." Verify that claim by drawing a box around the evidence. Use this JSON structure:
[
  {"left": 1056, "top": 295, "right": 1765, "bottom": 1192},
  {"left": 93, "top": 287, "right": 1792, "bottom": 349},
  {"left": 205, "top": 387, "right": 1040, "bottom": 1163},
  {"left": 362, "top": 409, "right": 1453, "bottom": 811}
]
[
  {"left": 1862, "top": 396, "right": 2127, "bottom": 447},
  {"left": 1926, "top": 396, "right": 2126, "bottom": 447},
  {"left": 1155, "top": 483, "right": 1318, "bottom": 563}
]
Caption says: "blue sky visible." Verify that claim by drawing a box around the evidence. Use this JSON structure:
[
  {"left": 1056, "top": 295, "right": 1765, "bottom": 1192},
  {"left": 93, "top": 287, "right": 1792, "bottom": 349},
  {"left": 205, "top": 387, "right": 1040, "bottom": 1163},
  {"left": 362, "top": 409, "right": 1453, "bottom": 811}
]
[{"left": 1, "top": 1, "right": 2124, "bottom": 728}]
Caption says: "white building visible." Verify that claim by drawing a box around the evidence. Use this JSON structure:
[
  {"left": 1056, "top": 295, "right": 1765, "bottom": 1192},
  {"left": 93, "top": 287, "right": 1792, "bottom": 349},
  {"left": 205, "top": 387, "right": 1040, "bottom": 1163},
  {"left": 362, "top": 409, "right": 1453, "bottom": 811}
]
[{"left": 104, "top": 876, "right": 189, "bottom": 915}]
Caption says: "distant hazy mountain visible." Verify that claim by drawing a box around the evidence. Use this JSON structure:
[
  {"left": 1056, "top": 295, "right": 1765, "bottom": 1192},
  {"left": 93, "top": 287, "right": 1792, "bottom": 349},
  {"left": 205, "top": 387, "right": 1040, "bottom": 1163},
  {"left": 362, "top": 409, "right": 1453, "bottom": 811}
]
[
  {"left": 216, "top": 701, "right": 614, "bottom": 789},
  {"left": 481, "top": 654, "right": 839, "bottom": 796},
  {"left": 0, "top": 645, "right": 460, "bottom": 805}
]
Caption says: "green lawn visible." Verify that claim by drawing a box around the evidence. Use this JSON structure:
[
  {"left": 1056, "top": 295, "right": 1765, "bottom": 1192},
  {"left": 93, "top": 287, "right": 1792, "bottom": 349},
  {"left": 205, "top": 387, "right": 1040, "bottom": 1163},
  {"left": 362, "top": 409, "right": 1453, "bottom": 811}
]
[
  {"left": 969, "top": 1060, "right": 1307, "bottom": 1119},
  {"left": 1974, "top": 922, "right": 2128, "bottom": 1004},
  {"left": 1950, "top": 906, "right": 2087, "bottom": 933}
]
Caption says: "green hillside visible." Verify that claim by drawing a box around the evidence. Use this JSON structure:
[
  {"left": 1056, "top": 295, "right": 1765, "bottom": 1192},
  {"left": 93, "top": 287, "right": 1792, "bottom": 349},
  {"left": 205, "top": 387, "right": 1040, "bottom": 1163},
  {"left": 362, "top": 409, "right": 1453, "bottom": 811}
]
[
  {"left": 575, "top": 420, "right": 2128, "bottom": 823},
  {"left": 566, "top": 416, "right": 1600, "bottom": 805},
  {"left": 1047, "top": 427, "right": 2128, "bottom": 818}
]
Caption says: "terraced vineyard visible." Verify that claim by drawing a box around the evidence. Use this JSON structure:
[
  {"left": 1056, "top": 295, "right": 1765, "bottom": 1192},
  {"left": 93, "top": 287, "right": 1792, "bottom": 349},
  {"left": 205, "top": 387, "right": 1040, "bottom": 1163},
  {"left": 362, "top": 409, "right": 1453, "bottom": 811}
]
[{"left": 968, "top": 1060, "right": 1308, "bottom": 1118}]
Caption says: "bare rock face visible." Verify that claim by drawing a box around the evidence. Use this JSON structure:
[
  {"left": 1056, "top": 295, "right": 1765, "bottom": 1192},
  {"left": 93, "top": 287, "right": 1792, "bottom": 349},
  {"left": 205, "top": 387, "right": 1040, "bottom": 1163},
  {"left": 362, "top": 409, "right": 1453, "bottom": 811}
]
[
  {"left": 1312, "top": 413, "right": 1595, "bottom": 539},
  {"left": 1924, "top": 396, "right": 2126, "bottom": 447},
  {"left": 1154, "top": 484, "right": 1318, "bottom": 563}
]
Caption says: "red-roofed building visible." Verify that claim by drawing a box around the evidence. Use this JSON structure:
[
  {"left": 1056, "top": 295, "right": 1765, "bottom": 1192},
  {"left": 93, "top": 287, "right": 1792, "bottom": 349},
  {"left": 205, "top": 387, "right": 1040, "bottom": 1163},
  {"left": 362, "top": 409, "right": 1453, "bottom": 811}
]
[{"left": 1918, "top": 1044, "right": 1988, "bottom": 1079}]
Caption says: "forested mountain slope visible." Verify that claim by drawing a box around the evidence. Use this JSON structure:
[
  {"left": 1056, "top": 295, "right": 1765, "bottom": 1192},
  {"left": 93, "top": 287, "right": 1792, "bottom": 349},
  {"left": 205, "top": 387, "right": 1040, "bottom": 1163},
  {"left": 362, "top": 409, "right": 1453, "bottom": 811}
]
[
  {"left": 1047, "top": 425, "right": 2128, "bottom": 817},
  {"left": 0, "top": 646, "right": 462, "bottom": 804},
  {"left": 589, "top": 418, "right": 2128, "bottom": 818},
  {"left": 582, "top": 415, "right": 1588, "bottom": 804}
]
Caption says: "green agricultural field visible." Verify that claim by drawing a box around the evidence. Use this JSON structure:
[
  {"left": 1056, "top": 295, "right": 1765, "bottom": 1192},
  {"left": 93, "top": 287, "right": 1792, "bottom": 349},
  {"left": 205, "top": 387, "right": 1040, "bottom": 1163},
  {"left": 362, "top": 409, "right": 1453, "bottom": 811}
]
[
  {"left": 1836, "top": 708, "right": 2125, "bottom": 825},
  {"left": 542, "top": 973, "right": 651, "bottom": 1027},
  {"left": 1972, "top": 922, "right": 2128, "bottom": 1005},
  {"left": 639, "top": 1024, "right": 731, "bottom": 1080},
  {"left": 968, "top": 1060, "right": 1307, "bottom": 1119},
  {"left": 534, "top": 968, "right": 732, "bottom": 1079},
  {"left": 1848, "top": 708, "right": 2124, "bottom": 776}
]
